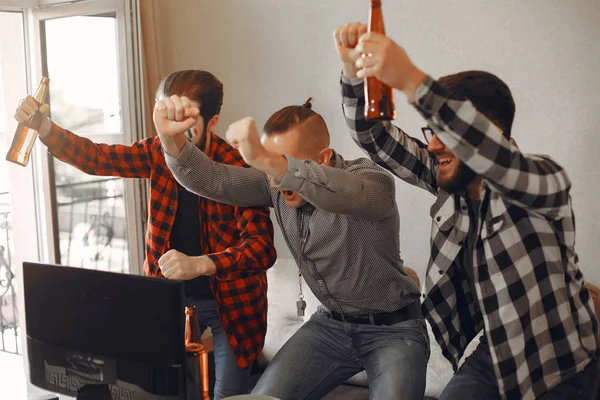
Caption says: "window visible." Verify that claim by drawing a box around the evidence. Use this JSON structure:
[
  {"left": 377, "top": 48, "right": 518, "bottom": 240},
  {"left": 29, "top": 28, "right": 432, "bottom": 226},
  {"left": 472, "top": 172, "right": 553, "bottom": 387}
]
[
  {"left": 0, "top": 10, "right": 27, "bottom": 355},
  {"left": 43, "top": 14, "right": 131, "bottom": 272}
]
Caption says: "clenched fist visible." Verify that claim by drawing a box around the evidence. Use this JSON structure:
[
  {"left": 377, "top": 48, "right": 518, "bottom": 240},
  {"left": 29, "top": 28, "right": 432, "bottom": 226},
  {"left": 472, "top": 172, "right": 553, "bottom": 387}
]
[
  {"left": 225, "top": 117, "right": 269, "bottom": 167},
  {"left": 14, "top": 95, "right": 51, "bottom": 137},
  {"left": 153, "top": 94, "right": 200, "bottom": 137},
  {"left": 158, "top": 249, "right": 214, "bottom": 280},
  {"left": 351, "top": 32, "right": 426, "bottom": 102},
  {"left": 334, "top": 22, "right": 367, "bottom": 79}
]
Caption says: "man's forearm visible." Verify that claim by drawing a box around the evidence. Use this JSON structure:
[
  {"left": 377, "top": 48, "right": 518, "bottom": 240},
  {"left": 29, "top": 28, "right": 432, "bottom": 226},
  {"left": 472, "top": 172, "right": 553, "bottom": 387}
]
[
  {"left": 341, "top": 75, "right": 438, "bottom": 194},
  {"left": 194, "top": 255, "right": 216, "bottom": 276},
  {"left": 252, "top": 152, "right": 289, "bottom": 181},
  {"left": 403, "top": 69, "right": 427, "bottom": 103},
  {"left": 278, "top": 157, "right": 396, "bottom": 220},
  {"left": 414, "top": 76, "right": 571, "bottom": 217},
  {"left": 160, "top": 133, "right": 187, "bottom": 158},
  {"left": 165, "top": 140, "right": 273, "bottom": 208}
]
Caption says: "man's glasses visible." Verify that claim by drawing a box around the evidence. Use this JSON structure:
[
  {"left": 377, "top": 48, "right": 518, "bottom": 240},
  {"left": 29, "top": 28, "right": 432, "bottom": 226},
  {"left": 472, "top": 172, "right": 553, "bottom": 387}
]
[{"left": 421, "top": 127, "right": 434, "bottom": 144}]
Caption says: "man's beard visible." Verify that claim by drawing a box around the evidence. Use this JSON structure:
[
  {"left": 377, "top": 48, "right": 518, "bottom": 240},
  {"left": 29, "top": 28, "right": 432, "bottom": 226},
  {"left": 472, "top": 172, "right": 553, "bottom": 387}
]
[
  {"left": 438, "top": 160, "right": 478, "bottom": 194},
  {"left": 192, "top": 123, "right": 209, "bottom": 151}
]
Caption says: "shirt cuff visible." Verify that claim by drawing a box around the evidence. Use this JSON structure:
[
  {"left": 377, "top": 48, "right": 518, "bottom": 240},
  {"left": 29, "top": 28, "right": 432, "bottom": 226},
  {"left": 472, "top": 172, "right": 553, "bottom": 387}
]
[
  {"left": 341, "top": 73, "right": 365, "bottom": 99},
  {"left": 206, "top": 253, "right": 226, "bottom": 277},
  {"left": 275, "top": 156, "right": 306, "bottom": 192},
  {"left": 341, "top": 74, "right": 363, "bottom": 86},
  {"left": 39, "top": 122, "right": 63, "bottom": 147},
  {"left": 164, "top": 138, "right": 195, "bottom": 166},
  {"left": 413, "top": 75, "right": 447, "bottom": 117}
]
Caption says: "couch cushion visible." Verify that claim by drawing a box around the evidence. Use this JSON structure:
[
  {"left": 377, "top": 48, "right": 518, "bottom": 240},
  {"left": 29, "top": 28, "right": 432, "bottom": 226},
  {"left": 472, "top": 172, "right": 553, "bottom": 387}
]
[{"left": 258, "top": 259, "right": 320, "bottom": 366}]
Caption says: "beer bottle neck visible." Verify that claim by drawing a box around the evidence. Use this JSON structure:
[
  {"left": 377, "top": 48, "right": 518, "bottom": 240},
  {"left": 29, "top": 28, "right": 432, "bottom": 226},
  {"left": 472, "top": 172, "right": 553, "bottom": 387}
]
[{"left": 32, "top": 82, "right": 49, "bottom": 105}]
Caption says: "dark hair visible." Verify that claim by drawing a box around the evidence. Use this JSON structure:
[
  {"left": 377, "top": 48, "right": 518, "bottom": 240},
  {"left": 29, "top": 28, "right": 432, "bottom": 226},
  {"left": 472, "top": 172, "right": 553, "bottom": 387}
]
[
  {"left": 438, "top": 71, "right": 515, "bottom": 139},
  {"left": 263, "top": 97, "right": 328, "bottom": 136},
  {"left": 155, "top": 70, "right": 223, "bottom": 126}
]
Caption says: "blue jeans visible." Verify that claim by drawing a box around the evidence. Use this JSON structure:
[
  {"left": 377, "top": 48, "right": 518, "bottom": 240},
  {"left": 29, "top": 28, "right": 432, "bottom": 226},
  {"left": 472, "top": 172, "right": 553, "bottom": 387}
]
[
  {"left": 189, "top": 298, "right": 252, "bottom": 400},
  {"left": 251, "top": 308, "right": 430, "bottom": 400},
  {"left": 439, "top": 337, "right": 598, "bottom": 400}
]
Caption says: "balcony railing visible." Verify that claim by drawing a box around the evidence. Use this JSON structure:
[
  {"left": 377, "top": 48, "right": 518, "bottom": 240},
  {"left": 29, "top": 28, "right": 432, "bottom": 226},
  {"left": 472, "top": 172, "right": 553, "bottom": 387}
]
[
  {"left": 0, "top": 177, "right": 129, "bottom": 354},
  {"left": 0, "top": 191, "right": 18, "bottom": 354},
  {"left": 55, "top": 177, "right": 129, "bottom": 273}
]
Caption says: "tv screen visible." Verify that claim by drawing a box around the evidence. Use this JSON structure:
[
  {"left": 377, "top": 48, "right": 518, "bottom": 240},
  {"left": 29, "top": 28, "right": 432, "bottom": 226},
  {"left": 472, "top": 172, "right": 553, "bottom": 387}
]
[{"left": 24, "top": 262, "right": 187, "bottom": 399}]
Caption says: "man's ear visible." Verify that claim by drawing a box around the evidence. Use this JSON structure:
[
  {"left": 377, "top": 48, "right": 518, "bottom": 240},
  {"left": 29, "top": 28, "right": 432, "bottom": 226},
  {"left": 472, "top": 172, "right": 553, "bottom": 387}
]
[
  {"left": 318, "top": 148, "right": 334, "bottom": 166},
  {"left": 206, "top": 114, "right": 220, "bottom": 134}
]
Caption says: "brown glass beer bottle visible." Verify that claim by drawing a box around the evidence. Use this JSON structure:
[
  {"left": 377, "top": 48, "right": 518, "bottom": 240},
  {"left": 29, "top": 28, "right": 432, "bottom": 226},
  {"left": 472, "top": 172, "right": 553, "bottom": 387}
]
[
  {"left": 364, "top": 0, "right": 396, "bottom": 121},
  {"left": 184, "top": 306, "right": 209, "bottom": 400},
  {"left": 6, "top": 77, "right": 50, "bottom": 166}
]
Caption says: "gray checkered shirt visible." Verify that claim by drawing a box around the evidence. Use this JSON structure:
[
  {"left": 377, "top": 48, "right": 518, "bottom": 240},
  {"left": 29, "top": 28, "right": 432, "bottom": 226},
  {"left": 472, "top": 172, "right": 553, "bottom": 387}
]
[
  {"left": 341, "top": 74, "right": 598, "bottom": 399},
  {"left": 164, "top": 140, "right": 420, "bottom": 315}
]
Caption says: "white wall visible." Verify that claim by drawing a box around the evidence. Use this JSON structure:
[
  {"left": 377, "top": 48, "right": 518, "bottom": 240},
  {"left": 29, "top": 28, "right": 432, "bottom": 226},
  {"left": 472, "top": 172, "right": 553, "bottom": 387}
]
[{"left": 155, "top": 0, "right": 600, "bottom": 284}]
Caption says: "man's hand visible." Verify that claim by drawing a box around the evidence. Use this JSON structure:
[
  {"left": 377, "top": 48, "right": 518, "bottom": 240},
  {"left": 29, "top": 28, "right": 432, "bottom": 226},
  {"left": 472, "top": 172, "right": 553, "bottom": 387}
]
[
  {"left": 153, "top": 95, "right": 199, "bottom": 136},
  {"left": 350, "top": 32, "right": 427, "bottom": 102},
  {"left": 14, "top": 96, "right": 51, "bottom": 138},
  {"left": 226, "top": 118, "right": 288, "bottom": 179},
  {"left": 226, "top": 118, "right": 265, "bottom": 165},
  {"left": 333, "top": 22, "right": 367, "bottom": 79},
  {"left": 153, "top": 94, "right": 199, "bottom": 157},
  {"left": 158, "top": 249, "right": 216, "bottom": 280}
]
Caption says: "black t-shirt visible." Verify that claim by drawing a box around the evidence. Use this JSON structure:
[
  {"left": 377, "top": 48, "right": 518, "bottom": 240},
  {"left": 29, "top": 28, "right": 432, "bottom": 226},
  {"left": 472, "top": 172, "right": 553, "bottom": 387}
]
[
  {"left": 464, "top": 198, "right": 481, "bottom": 299},
  {"left": 459, "top": 196, "right": 489, "bottom": 346},
  {"left": 169, "top": 182, "right": 213, "bottom": 299}
]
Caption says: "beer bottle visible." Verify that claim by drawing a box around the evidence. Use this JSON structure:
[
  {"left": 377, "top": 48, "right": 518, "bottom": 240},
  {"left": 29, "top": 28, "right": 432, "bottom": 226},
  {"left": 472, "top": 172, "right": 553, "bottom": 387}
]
[
  {"left": 364, "top": 0, "right": 396, "bottom": 121},
  {"left": 184, "top": 306, "right": 209, "bottom": 400},
  {"left": 5, "top": 77, "right": 50, "bottom": 166}
]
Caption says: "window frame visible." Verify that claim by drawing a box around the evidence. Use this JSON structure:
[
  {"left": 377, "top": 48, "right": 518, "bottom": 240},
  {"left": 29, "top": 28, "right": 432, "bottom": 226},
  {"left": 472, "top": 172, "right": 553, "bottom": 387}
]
[{"left": 28, "top": 0, "right": 145, "bottom": 273}]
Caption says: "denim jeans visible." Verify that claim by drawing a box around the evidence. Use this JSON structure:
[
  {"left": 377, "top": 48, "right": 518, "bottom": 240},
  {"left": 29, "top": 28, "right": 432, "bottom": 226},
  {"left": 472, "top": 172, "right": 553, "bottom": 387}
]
[
  {"left": 188, "top": 298, "right": 252, "bottom": 400},
  {"left": 251, "top": 308, "right": 430, "bottom": 400},
  {"left": 439, "top": 337, "right": 598, "bottom": 400}
]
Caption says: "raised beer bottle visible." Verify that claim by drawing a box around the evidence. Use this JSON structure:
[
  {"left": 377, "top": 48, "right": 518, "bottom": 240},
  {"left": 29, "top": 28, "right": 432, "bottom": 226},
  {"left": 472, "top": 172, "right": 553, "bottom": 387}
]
[
  {"left": 364, "top": 0, "right": 396, "bottom": 121},
  {"left": 6, "top": 77, "right": 50, "bottom": 166},
  {"left": 184, "top": 306, "right": 209, "bottom": 400}
]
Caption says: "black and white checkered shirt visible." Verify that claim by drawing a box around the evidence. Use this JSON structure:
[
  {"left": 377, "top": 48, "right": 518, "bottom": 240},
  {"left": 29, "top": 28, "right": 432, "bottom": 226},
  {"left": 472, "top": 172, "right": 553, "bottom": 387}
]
[
  {"left": 165, "top": 140, "right": 420, "bottom": 315},
  {"left": 342, "top": 74, "right": 598, "bottom": 399}
]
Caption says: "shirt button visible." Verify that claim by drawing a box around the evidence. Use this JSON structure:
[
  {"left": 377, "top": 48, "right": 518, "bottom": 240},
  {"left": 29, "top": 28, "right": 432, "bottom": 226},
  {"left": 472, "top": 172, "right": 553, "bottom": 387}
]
[
  {"left": 169, "top": 205, "right": 174, "bottom": 211},
  {"left": 436, "top": 216, "right": 441, "bottom": 222},
  {"left": 161, "top": 233, "right": 166, "bottom": 237},
  {"left": 462, "top": 205, "right": 467, "bottom": 211},
  {"left": 294, "top": 170, "right": 301, "bottom": 177},
  {"left": 438, "top": 269, "right": 444, "bottom": 275},
  {"left": 422, "top": 293, "right": 426, "bottom": 299}
]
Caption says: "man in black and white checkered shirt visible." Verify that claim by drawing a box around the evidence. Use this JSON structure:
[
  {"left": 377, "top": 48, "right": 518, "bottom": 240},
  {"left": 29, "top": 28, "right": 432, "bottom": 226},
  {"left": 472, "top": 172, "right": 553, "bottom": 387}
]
[{"left": 335, "top": 22, "right": 598, "bottom": 399}]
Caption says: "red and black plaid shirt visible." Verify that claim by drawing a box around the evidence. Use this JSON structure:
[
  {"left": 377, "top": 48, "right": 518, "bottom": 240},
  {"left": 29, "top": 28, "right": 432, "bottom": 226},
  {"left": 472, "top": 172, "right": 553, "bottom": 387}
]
[{"left": 41, "top": 124, "right": 277, "bottom": 368}]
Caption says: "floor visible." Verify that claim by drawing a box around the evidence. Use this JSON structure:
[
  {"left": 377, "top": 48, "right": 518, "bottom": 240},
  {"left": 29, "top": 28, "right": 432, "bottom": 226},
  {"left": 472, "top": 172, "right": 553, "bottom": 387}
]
[
  {"left": 0, "top": 350, "right": 28, "bottom": 399},
  {"left": 0, "top": 350, "right": 76, "bottom": 399}
]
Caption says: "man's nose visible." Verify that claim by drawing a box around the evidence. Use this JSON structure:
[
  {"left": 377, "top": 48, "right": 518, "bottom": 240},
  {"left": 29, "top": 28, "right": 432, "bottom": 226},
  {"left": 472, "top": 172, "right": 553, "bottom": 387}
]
[{"left": 427, "top": 134, "right": 445, "bottom": 153}]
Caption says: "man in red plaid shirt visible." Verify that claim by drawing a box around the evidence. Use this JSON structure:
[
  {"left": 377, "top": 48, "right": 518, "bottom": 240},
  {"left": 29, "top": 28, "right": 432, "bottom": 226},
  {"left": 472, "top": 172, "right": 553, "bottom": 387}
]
[{"left": 14, "top": 70, "right": 277, "bottom": 399}]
